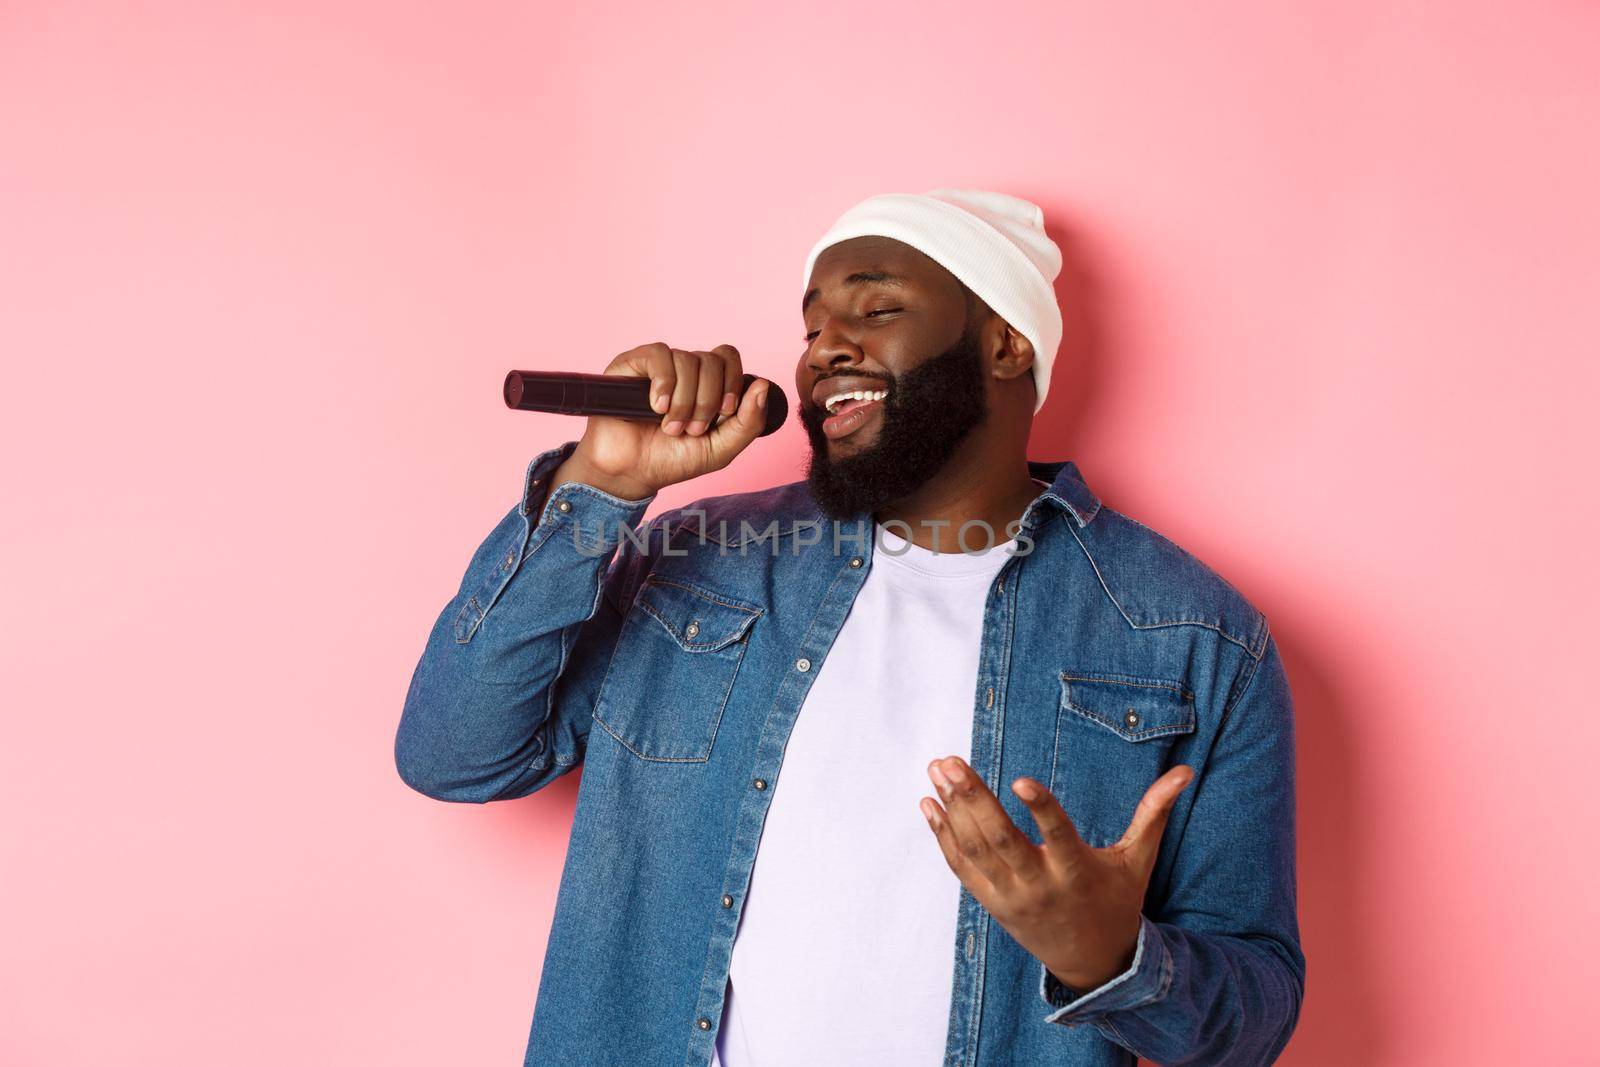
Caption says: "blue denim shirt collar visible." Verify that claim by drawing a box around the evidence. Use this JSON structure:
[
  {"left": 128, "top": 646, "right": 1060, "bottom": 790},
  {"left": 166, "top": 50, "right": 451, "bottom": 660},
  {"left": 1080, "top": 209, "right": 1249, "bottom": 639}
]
[
  {"left": 671, "top": 457, "right": 1102, "bottom": 548},
  {"left": 1025, "top": 458, "right": 1103, "bottom": 529}
]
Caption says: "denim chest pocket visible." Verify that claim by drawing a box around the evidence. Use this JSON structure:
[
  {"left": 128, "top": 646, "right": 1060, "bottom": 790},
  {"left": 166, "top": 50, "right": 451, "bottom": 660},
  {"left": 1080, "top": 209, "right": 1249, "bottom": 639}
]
[
  {"left": 591, "top": 577, "right": 762, "bottom": 763},
  {"left": 1047, "top": 671, "right": 1197, "bottom": 848}
]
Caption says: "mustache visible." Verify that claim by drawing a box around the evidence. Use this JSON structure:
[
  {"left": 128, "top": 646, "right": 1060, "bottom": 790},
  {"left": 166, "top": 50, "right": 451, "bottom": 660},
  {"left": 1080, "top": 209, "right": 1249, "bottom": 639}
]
[{"left": 816, "top": 372, "right": 893, "bottom": 385}]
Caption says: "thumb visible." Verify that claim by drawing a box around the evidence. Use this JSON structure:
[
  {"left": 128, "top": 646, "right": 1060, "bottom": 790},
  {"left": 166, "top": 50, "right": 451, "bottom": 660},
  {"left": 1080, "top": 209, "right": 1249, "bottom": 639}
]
[
  {"left": 705, "top": 377, "right": 769, "bottom": 464},
  {"left": 1115, "top": 764, "right": 1195, "bottom": 869}
]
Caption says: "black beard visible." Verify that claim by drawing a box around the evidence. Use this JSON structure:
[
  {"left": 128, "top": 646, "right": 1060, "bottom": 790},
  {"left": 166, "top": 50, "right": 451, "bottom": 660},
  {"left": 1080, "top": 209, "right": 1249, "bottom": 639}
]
[{"left": 800, "top": 325, "right": 989, "bottom": 521}]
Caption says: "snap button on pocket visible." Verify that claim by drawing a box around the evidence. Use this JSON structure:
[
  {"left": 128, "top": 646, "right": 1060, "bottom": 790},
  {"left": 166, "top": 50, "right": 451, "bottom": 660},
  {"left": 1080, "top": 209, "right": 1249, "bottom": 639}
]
[
  {"left": 1059, "top": 672, "right": 1196, "bottom": 742},
  {"left": 1051, "top": 669, "right": 1199, "bottom": 847},
  {"left": 686, "top": 621, "right": 700, "bottom": 639}
]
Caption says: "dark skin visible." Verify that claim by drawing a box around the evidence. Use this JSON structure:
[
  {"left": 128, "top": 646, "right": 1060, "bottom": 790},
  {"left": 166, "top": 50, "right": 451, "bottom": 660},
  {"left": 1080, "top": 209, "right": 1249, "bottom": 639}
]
[
  {"left": 799, "top": 236, "right": 1042, "bottom": 551},
  {"left": 546, "top": 234, "right": 1194, "bottom": 993}
]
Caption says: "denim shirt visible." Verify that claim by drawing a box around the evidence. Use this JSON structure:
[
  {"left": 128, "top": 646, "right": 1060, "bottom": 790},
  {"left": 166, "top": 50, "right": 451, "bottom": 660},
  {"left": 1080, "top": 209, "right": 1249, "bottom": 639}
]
[{"left": 395, "top": 439, "right": 1305, "bottom": 1067}]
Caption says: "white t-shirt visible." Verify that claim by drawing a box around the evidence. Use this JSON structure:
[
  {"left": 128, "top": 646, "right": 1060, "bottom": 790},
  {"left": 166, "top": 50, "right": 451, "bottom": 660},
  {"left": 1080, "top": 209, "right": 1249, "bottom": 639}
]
[{"left": 713, "top": 510, "right": 1029, "bottom": 1066}]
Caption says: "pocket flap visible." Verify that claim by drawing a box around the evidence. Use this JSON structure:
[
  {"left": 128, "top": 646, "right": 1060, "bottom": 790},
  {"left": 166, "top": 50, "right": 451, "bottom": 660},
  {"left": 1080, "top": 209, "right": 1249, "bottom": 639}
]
[
  {"left": 633, "top": 577, "right": 762, "bottom": 652},
  {"left": 1059, "top": 671, "right": 1196, "bottom": 741}
]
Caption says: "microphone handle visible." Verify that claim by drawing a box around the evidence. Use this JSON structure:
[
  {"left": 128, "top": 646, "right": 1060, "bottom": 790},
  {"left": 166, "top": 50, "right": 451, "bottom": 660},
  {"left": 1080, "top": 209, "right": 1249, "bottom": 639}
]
[
  {"left": 504, "top": 370, "right": 787, "bottom": 437},
  {"left": 503, "top": 370, "right": 659, "bottom": 418}
]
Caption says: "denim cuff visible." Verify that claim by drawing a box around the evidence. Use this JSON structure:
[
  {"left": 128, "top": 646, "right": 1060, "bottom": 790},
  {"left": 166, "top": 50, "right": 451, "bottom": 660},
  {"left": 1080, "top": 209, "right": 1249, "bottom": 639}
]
[
  {"left": 1040, "top": 915, "right": 1174, "bottom": 1027},
  {"left": 518, "top": 441, "right": 655, "bottom": 549},
  {"left": 519, "top": 440, "right": 580, "bottom": 518},
  {"left": 519, "top": 440, "right": 656, "bottom": 518}
]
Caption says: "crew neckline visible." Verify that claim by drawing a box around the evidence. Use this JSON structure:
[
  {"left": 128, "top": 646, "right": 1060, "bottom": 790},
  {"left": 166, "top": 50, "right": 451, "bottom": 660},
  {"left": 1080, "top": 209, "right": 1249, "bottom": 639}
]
[
  {"left": 871, "top": 524, "right": 1014, "bottom": 578},
  {"left": 866, "top": 478, "right": 1051, "bottom": 578}
]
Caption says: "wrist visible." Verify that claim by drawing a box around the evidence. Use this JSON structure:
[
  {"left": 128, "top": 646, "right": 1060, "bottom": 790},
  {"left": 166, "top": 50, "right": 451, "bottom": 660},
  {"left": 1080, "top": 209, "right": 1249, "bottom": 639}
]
[
  {"left": 549, "top": 453, "right": 656, "bottom": 503},
  {"left": 1047, "top": 932, "right": 1139, "bottom": 994}
]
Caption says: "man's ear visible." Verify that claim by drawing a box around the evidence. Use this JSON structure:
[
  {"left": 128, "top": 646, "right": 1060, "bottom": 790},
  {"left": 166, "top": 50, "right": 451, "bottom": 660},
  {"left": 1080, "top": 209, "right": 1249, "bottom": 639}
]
[{"left": 990, "top": 322, "right": 1035, "bottom": 383}]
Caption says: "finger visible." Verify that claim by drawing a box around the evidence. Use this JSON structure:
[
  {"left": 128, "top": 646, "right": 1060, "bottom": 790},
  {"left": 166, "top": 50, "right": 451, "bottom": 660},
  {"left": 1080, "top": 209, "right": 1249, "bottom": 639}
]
[
  {"left": 704, "top": 377, "right": 767, "bottom": 465},
  {"left": 1011, "top": 776, "right": 1089, "bottom": 866},
  {"left": 1115, "top": 764, "right": 1196, "bottom": 868},
  {"left": 930, "top": 757, "right": 1031, "bottom": 886},
  {"left": 635, "top": 343, "right": 676, "bottom": 416},
  {"left": 944, "top": 758, "right": 1043, "bottom": 880},
  {"left": 919, "top": 795, "right": 994, "bottom": 897},
  {"left": 686, "top": 350, "right": 725, "bottom": 435},
  {"left": 714, "top": 344, "right": 744, "bottom": 417},
  {"left": 607, "top": 342, "right": 675, "bottom": 415},
  {"left": 663, "top": 349, "right": 699, "bottom": 434}
]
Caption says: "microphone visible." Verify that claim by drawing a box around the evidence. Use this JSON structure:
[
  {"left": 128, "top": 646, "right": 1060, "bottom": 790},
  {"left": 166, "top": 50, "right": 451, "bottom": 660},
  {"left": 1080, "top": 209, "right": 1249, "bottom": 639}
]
[{"left": 503, "top": 370, "right": 789, "bottom": 437}]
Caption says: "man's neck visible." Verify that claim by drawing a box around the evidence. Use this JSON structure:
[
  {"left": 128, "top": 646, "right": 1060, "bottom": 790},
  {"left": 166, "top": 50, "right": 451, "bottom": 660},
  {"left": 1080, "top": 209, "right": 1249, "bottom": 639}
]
[{"left": 873, "top": 447, "right": 1041, "bottom": 553}]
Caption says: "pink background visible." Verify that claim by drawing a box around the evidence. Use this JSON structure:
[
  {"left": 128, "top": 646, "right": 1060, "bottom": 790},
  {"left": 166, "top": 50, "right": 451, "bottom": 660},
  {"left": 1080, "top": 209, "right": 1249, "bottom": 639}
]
[{"left": 3, "top": 3, "right": 1596, "bottom": 1064}]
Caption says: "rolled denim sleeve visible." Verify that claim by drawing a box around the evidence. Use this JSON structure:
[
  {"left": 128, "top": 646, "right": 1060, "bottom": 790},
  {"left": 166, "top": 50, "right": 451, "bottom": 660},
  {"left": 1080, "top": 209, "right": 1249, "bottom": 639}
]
[
  {"left": 394, "top": 440, "right": 655, "bottom": 803},
  {"left": 1039, "top": 629, "right": 1305, "bottom": 1065}
]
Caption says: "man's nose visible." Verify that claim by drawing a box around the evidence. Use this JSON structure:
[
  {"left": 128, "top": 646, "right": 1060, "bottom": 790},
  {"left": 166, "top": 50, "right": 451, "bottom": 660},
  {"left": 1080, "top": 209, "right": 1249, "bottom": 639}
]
[{"left": 805, "top": 327, "right": 865, "bottom": 374}]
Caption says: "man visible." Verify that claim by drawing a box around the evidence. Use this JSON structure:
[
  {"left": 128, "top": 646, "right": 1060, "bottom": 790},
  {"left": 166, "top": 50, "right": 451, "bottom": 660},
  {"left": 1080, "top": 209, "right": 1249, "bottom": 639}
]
[{"left": 395, "top": 189, "right": 1305, "bottom": 1066}]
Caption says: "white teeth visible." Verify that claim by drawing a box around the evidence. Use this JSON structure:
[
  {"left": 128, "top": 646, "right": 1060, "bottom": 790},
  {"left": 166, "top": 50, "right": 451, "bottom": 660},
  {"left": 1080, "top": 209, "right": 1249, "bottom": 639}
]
[{"left": 823, "top": 389, "right": 887, "bottom": 413}]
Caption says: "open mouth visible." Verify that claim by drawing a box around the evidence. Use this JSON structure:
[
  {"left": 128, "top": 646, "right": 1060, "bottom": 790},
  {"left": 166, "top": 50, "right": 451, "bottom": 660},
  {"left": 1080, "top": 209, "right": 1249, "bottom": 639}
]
[{"left": 821, "top": 388, "right": 887, "bottom": 440}]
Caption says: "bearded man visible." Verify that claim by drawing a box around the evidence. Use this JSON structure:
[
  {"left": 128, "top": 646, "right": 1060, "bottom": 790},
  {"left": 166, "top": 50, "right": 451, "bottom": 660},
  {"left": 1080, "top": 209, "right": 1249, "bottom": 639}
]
[{"left": 395, "top": 189, "right": 1305, "bottom": 1067}]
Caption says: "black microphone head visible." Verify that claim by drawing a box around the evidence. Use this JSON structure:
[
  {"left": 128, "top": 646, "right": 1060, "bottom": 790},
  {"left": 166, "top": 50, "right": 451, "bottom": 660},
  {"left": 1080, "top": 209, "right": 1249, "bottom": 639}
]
[{"left": 743, "top": 373, "right": 789, "bottom": 437}]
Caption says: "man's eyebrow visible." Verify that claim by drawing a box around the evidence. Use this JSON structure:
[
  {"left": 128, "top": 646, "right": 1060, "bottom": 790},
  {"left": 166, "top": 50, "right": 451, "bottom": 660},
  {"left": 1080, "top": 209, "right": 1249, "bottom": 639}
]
[{"left": 802, "top": 271, "right": 912, "bottom": 313}]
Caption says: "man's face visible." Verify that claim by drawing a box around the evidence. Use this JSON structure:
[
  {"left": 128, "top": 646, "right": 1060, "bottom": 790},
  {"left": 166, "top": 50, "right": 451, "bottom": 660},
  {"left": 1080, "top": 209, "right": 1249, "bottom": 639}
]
[{"left": 796, "top": 237, "right": 990, "bottom": 520}]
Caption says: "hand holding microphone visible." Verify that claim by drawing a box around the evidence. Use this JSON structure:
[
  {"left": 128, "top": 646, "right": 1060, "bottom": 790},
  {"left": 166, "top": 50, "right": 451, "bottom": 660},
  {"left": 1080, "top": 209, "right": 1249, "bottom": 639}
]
[{"left": 506, "top": 343, "right": 785, "bottom": 502}]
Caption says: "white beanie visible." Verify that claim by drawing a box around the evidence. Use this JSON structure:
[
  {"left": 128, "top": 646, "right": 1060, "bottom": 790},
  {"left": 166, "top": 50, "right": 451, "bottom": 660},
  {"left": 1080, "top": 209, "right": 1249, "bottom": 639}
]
[{"left": 802, "top": 188, "right": 1063, "bottom": 414}]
